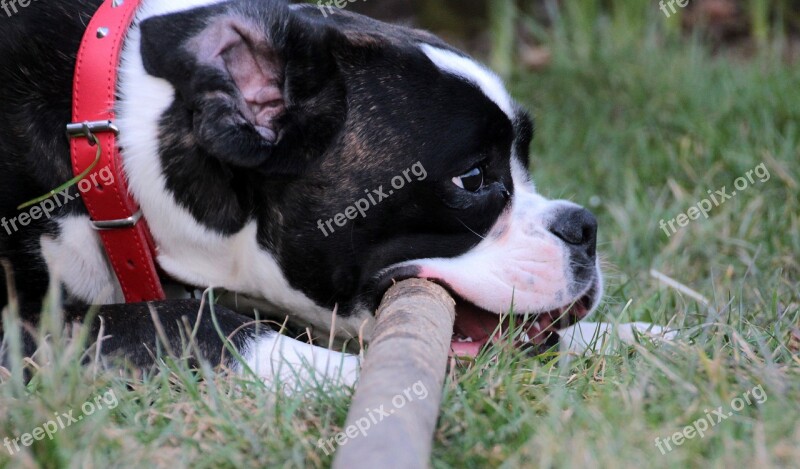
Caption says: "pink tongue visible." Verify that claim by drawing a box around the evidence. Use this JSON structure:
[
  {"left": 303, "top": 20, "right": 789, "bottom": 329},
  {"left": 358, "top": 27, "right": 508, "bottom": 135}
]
[
  {"left": 450, "top": 302, "right": 502, "bottom": 358},
  {"left": 450, "top": 340, "right": 485, "bottom": 357},
  {"left": 453, "top": 302, "right": 499, "bottom": 341},
  {"left": 449, "top": 302, "right": 559, "bottom": 357}
]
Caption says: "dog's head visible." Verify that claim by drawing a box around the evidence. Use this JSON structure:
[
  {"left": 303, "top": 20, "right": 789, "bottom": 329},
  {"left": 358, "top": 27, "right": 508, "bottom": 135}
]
[{"left": 124, "top": 0, "right": 601, "bottom": 354}]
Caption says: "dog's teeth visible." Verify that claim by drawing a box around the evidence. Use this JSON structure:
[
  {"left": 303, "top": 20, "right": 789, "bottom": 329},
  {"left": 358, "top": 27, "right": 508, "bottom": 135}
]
[
  {"left": 456, "top": 336, "right": 474, "bottom": 343},
  {"left": 533, "top": 321, "right": 541, "bottom": 330}
]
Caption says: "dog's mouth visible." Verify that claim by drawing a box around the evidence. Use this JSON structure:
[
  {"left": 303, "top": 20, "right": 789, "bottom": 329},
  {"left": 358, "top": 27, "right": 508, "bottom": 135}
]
[
  {"left": 448, "top": 290, "right": 594, "bottom": 358},
  {"left": 369, "top": 266, "right": 598, "bottom": 358}
]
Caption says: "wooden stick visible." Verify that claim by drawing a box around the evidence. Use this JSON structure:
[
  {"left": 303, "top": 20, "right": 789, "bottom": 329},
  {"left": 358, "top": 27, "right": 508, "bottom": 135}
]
[{"left": 332, "top": 279, "right": 455, "bottom": 469}]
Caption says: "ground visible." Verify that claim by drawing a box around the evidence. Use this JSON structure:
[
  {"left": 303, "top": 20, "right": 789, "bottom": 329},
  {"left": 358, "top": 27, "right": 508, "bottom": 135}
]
[{"left": 1, "top": 6, "right": 799, "bottom": 469}]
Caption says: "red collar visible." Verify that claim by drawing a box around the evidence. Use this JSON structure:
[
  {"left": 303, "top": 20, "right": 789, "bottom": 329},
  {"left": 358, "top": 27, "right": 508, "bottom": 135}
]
[{"left": 70, "top": 0, "right": 166, "bottom": 303}]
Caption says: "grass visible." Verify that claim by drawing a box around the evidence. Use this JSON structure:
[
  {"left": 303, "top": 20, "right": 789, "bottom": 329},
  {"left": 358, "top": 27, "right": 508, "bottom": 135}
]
[{"left": 3, "top": 5, "right": 800, "bottom": 469}]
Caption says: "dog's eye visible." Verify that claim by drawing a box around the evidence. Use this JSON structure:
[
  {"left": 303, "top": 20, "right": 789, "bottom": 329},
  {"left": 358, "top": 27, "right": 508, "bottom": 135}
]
[{"left": 452, "top": 167, "right": 484, "bottom": 192}]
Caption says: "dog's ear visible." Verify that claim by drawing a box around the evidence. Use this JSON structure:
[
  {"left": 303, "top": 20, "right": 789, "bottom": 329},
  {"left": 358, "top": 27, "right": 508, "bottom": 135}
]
[{"left": 140, "top": 6, "right": 293, "bottom": 170}]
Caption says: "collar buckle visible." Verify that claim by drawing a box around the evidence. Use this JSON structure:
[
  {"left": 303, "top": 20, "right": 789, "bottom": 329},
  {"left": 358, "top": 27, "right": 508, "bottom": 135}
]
[
  {"left": 91, "top": 210, "right": 143, "bottom": 231},
  {"left": 66, "top": 120, "right": 120, "bottom": 146}
]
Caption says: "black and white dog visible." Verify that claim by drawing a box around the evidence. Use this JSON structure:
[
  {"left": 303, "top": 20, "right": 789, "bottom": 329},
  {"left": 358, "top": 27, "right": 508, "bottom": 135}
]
[{"left": 0, "top": 0, "right": 665, "bottom": 387}]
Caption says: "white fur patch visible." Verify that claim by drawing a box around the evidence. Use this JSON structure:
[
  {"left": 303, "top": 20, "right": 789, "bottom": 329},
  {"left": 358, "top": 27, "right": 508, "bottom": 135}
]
[
  {"left": 393, "top": 158, "right": 598, "bottom": 316},
  {"left": 116, "top": 0, "right": 335, "bottom": 326},
  {"left": 136, "top": 0, "right": 228, "bottom": 19},
  {"left": 238, "top": 333, "right": 360, "bottom": 391},
  {"left": 420, "top": 44, "right": 514, "bottom": 119},
  {"left": 39, "top": 216, "right": 122, "bottom": 304}
]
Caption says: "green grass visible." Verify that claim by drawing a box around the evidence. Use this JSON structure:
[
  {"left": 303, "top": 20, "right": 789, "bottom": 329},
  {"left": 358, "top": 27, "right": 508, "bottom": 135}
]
[{"left": 3, "top": 7, "right": 800, "bottom": 469}]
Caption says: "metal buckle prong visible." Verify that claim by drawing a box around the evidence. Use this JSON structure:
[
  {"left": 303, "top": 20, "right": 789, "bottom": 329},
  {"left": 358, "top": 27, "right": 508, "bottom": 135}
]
[
  {"left": 91, "top": 210, "right": 143, "bottom": 231},
  {"left": 66, "top": 120, "right": 119, "bottom": 146}
]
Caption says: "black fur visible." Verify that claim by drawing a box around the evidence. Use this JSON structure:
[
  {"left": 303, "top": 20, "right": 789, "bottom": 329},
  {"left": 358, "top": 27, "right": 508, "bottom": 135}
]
[
  {"left": 5, "top": 300, "right": 261, "bottom": 371},
  {"left": 0, "top": 0, "right": 533, "bottom": 370}
]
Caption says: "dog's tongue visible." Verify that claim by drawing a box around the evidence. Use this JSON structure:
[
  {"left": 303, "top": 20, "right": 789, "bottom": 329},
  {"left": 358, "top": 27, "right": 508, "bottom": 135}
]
[
  {"left": 450, "top": 301, "right": 502, "bottom": 357},
  {"left": 450, "top": 301, "right": 557, "bottom": 357}
]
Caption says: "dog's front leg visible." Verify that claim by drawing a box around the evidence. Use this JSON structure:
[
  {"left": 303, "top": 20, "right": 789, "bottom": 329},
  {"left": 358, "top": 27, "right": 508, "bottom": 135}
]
[
  {"left": 237, "top": 333, "right": 360, "bottom": 392},
  {"left": 19, "top": 300, "right": 362, "bottom": 391}
]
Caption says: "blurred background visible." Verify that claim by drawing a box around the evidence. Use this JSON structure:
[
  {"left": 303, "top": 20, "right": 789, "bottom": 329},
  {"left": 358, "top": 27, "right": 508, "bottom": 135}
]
[{"left": 302, "top": 0, "right": 800, "bottom": 76}]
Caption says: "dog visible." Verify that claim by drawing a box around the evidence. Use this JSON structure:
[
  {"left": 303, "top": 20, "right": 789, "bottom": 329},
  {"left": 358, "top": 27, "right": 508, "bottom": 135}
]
[{"left": 0, "top": 0, "right": 668, "bottom": 388}]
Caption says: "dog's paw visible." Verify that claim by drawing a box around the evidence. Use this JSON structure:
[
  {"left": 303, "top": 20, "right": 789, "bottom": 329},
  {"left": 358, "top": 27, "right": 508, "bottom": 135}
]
[
  {"left": 238, "top": 333, "right": 360, "bottom": 394},
  {"left": 559, "top": 322, "right": 677, "bottom": 354},
  {"left": 615, "top": 322, "right": 678, "bottom": 344}
]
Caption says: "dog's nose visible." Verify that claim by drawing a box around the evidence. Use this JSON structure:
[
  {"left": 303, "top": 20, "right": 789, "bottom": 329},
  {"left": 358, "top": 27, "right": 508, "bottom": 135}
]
[{"left": 548, "top": 207, "right": 597, "bottom": 256}]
